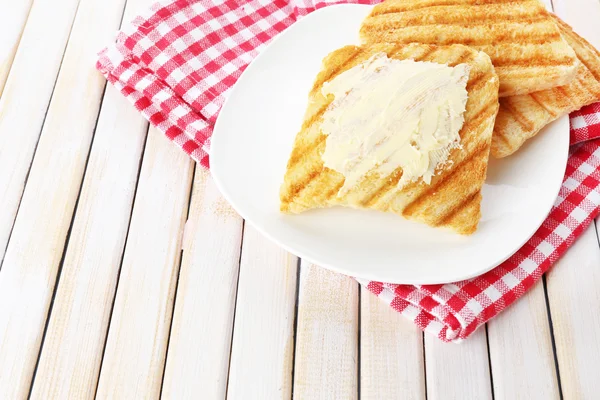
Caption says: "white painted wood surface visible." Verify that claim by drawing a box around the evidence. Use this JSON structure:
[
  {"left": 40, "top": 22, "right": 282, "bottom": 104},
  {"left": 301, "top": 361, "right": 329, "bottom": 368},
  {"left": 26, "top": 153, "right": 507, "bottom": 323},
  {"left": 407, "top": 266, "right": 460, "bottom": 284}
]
[
  {"left": 226, "top": 225, "right": 298, "bottom": 400},
  {"left": 0, "top": 0, "right": 81, "bottom": 263},
  {"left": 95, "top": 127, "right": 193, "bottom": 398},
  {"left": 161, "top": 170, "right": 243, "bottom": 399},
  {"left": 487, "top": 284, "right": 560, "bottom": 400},
  {"left": 547, "top": 223, "right": 600, "bottom": 399},
  {"left": 0, "top": 0, "right": 34, "bottom": 95},
  {"left": 0, "top": 0, "right": 127, "bottom": 397},
  {"left": 360, "top": 286, "right": 426, "bottom": 400},
  {"left": 0, "top": 0, "right": 599, "bottom": 398},
  {"left": 29, "top": 85, "right": 147, "bottom": 399},
  {"left": 293, "top": 262, "right": 359, "bottom": 400},
  {"left": 425, "top": 328, "right": 493, "bottom": 400}
]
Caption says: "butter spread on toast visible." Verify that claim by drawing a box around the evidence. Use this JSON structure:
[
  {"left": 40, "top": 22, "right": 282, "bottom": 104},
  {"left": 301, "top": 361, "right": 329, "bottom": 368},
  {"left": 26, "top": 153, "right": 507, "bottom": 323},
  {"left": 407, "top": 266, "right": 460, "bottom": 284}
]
[{"left": 320, "top": 53, "right": 470, "bottom": 195}]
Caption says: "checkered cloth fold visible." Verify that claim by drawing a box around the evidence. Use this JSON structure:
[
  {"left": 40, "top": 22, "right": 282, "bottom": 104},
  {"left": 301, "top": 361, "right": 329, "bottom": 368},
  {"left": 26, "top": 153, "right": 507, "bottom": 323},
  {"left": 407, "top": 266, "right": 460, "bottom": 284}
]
[{"left": 97, "top": 0, "right": 600, "bottom": 342}]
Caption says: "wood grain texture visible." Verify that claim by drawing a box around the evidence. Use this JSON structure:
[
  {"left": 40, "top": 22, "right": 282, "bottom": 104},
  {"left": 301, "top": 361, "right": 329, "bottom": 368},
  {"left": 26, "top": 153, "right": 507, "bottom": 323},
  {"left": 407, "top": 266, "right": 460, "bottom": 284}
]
[
  {"left": 487, "top": 283, "right": 560, "bottom": 400},
  {"left": 161, "top": 170, "right": 243, "bottom": 399},
  {"left": 0, "top": 0, "right": 34, "bottom": 96},
  {"left": 226, "top": 226, "right": 298, "bottom": 400},
  {"left": 29, "top": 85, "right": 147, "bottom": 399},
  {"left": 95, "top": 127, "right": 194, "bottom": 399},
  {"left": 293, "top": 262, "right": 359, "bottom": 400},
  {"left": 0, "top": 0, "right": 127, "bottom": 397},
  {"left": 0, "top": 0, "right": 81, "bottom": 264},
  {"left": 425, "top": 328, "right": 493, "bottom": 400},
  {"left": 546, "top": 224, "right": 600, "bottom": 399},
  {"left": 360, "top": 287, "right": 426, "bottom": 400}
]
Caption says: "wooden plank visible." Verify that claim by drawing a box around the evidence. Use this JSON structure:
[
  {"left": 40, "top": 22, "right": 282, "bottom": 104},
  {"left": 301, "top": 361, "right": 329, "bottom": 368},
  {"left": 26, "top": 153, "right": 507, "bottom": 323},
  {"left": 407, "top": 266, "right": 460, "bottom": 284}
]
[
  {"left": 546, "top": 224, "right": 600, "bottom": 399},
  {"left": 29, "top": 85, "right": 147, "bottom": 399},
  {"left": 226, "top": 226, "right": 298, "bottom": 400},
  {"left": 0, "top": 0, "right": 128, "bottom": 397},
  {"left": 0, "top": 1, "right": 34, "bottom": 96},
  {"left": 487, "top": 284, "right": 560, "bottom": 399},
  {"left": 161, "top": 170, "right": 243, "bottom": 399},
  {"left": 360, "top": 287, "right": 426, "bottom": 400},
  {"left": 31, "top": 0, "right": 159, "bottom": 391},
  {"left": 0, "top": 0, "right": 81, "bottom": 264},
  {"left": 95, "top": 127, "right": 193, "bottom": 398},
  {"left": 293, "top": 262, "right": 359, "bottom": 400},
  {"left": 486, "top": 2, "right": 597, "bottom": 398},
  {"left": 425, "top": 328, "right": 493, "bottom": 400}
]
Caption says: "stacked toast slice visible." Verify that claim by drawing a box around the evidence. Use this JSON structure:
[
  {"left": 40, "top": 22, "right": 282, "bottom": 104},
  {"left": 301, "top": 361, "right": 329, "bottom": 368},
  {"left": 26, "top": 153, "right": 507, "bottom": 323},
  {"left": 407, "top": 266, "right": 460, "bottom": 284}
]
[
  {"left": 492, "top": 16, "right": 600, "bottom": 157},
  {"left": 359, "top": 0, "right": 579, "bottom": 97}
]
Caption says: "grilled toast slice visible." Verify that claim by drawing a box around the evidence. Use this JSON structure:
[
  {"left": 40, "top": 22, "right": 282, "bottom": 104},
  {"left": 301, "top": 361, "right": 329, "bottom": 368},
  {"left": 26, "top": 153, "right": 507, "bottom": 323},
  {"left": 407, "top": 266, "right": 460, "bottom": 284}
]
[
  {"left": 492, "top": 16, "right": 600, "bottom": 157},
  {"left": 280, "top": 43, "right": 499, "bottom": 234},
  {"left": 359, "top": 0, "right": 578, "bottom": 97}
]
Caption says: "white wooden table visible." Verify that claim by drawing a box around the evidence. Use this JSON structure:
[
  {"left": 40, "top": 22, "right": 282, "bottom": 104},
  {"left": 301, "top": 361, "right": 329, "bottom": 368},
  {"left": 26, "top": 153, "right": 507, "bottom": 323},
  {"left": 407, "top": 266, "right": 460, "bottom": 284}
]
[{"left": 1, "top": 0, "right": 599, "bottom": 398}]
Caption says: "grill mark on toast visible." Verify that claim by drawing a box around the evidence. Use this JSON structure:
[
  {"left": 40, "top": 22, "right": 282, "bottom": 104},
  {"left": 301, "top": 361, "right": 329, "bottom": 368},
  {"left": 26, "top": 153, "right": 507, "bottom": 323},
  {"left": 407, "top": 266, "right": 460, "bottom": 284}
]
[
  {"left": 370, "top": 0, "right": 522, "bottom": 16},
  {"left": 362, "top": 28, "right": 561, "bottom": 47},
  {"left": 287, "top": 134, "right": 326, "bottom": 169},
  {"left": 576, "top": 72, "right": 600, "bottom": 97},
  {"left": 436, "top": 189, "right": 481, "bottom": 226},
  {"left": 498, "top": 99, "right": 536, "bottom": 131},
  {"left": 555, "top": 16, "right": 600, "bottom": 63},
  {"left": 392, "top": 45, "right": 436, "bottom": 61},
  {"left": 466, "top": 70, "right": 492, "bottom": 93},
  {"left": 493, "top": 123, "right": 512, "bottom": 147},
  {"left": 361, "top": 168, "right": 404, "bottom": 207},
  {"left": 301, "top": 103, "right": 329, "bottom": 130},
  {"left": 287, "top": 102, "right": 331, "bottom": 169},
  {"left": 577, "top": 58, "right": 600, "bottom": 82},
  {"left": 386, "top": 43, "right": 409, "bottom": 58},
  {"left": 324, "top": 180, "right": 346, "bottom": 201},
  {"left": 402, "top": 144, "right": 488, "bottom": 215},
  {"left": 491, "top": 56, "right": 578, "bottom": 67},
  {"left": 529, "top": 92, "right": 558, "bottom": 117},
  {"left": 413, "top": 46, "right": 436, "bottom": 61},
  {"left": 461, "top": 96, "right": 500, "bottom": 137},
  {"left": 365, "top": 13, "right": 547, "bottom": 29},
  {"left": 447, "top": 50, "right": 475, "bottom": 66},
  {"left": 281, "top": 167, "right": 324, "bottom": 205},
  {"left": 466, "top": 69, "right": 486, "bottom": 91},
  {"left": 316, "top": 48, "right": 363, "bottom": 88},
  {"left": 554, "top": 86, "right": 575, "bottom": 110}
]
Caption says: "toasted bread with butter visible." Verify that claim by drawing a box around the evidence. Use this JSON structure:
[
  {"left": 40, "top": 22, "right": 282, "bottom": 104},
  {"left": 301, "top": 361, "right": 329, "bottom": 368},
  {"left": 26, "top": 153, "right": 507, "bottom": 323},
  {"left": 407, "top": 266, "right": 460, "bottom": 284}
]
[
  {"left": 492, "top": 16, "right": 600, "bottom": 157},
  {"left": 359, "top": 0, "right": 578, "bottom": 97},
  {"left": 279, "top": 43, "right": 499, "bottom": 235}
]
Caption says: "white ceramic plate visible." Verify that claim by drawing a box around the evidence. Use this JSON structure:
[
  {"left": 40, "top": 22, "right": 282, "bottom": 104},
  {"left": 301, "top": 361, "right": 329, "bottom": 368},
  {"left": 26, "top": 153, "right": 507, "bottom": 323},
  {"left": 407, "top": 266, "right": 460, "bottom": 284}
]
[{"left": 210, "top": 4, "right": 569, "bottom": 284}]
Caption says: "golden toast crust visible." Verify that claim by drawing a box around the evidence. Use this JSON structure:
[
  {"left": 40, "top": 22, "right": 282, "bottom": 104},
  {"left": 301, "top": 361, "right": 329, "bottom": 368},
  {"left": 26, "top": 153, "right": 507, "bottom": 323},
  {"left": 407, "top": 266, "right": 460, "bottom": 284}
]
[
  {"left": 280, "top": 43, "right": 499, "bottom": 235},
  {"left": 359, "top": 0, "right": 578, "bottom": 97},
  {"left": 492, "top": 16, "right": 600, "bottom": 157}
]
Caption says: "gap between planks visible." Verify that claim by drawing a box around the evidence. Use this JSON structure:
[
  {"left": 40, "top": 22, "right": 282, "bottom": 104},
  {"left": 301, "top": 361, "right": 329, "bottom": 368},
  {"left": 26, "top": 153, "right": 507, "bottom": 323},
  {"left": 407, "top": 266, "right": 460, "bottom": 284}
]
[
  {"left": 0, "top": 1, "right": 35, "bottom": 97},
  {"left": 0, "top": 0, "right": 83, "bottom": 269},
  {"left": 0, "top": 0, "right": 129, "bottom": 397},
  {"left": 160, "top": 170, "right": 244, "bottom": 399}
]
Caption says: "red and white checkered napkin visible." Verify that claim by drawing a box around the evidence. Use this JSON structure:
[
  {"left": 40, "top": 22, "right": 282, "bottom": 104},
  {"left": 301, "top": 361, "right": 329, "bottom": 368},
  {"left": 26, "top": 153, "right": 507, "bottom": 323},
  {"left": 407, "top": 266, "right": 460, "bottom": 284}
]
[{"left": 97, "top": 0, "right": 600, "bottom": 342}]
